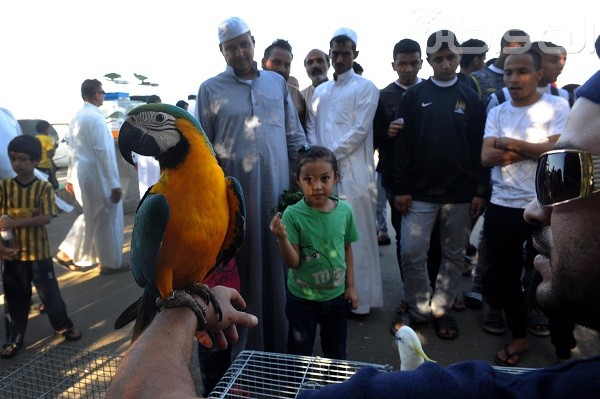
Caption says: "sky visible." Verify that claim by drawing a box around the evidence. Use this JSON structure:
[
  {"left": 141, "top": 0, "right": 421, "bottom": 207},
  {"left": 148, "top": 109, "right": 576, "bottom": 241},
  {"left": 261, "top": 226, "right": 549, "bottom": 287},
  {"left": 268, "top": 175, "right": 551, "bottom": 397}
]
[{"left": 2, "top": 0, "right": 598, "bottom": 123}]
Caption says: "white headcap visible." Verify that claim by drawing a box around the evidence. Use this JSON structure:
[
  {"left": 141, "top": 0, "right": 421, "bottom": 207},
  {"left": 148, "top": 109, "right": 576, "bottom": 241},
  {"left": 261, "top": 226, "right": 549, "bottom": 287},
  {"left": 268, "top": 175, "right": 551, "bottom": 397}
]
[
  {"left": 332, "top": 28, "right": 357, "bottom": 46},
  {"left": 218, "top": 17, "right": 250, "bottom": 43}
]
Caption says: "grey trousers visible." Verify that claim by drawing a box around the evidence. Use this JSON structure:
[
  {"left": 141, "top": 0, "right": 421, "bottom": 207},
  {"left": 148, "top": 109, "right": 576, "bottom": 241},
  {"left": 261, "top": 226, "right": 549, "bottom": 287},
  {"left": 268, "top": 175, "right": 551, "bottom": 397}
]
[{"left": 400, "top": 201, "right": 471, "bottom": 316}]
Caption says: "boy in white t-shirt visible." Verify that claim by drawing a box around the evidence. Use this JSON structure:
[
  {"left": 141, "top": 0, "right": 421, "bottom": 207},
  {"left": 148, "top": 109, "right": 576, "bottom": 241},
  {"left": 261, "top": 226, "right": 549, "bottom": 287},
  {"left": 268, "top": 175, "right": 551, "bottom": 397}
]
[{"left": 480, "top": 49, "right": 572, "bottom": 367}]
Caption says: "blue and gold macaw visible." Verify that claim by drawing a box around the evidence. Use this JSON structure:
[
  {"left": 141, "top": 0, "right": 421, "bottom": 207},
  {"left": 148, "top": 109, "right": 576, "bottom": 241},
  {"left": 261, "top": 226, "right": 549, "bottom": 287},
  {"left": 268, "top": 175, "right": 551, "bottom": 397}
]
[{"left": 114, "top": 104, "right": 245, "bottom": 342}]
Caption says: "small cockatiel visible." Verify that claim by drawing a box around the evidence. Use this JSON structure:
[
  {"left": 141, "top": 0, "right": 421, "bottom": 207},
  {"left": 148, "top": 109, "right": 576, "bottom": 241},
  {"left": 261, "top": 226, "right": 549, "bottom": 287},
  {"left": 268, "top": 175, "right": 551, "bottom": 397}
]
[
  {"left": 395, "top": 325, "right": 435, "bottom": 371},
  {"left": 114, "top": 104, "right": 245, "bottom": 342}
]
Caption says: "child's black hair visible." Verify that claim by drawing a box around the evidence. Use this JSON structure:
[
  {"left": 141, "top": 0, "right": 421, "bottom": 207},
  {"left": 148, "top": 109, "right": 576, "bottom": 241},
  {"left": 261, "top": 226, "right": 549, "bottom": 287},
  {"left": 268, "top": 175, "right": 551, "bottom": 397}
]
[
  {"left": 8, "top": 135, "right": 42, "bottom": 162},
  {"left": 35, "top": 120, "right": 51, "bottom": 134},
  {"left": 295, "top": 145, "right": 340, "bottom": 180}
]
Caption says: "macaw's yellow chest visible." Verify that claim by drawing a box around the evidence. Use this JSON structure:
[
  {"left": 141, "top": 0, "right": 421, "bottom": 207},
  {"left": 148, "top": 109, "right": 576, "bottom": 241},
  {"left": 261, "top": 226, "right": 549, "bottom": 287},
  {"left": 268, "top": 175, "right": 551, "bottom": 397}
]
[{"left": 152, "top": 161, "right": 230, "bottom": 298}]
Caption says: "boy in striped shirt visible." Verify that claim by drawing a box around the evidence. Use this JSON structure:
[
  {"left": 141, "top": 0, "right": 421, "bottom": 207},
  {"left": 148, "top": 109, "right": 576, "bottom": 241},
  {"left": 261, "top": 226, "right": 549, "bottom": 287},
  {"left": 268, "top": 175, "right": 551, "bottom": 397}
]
[{"left": 0, "top": 135, "right": 81, "bottom": 359}]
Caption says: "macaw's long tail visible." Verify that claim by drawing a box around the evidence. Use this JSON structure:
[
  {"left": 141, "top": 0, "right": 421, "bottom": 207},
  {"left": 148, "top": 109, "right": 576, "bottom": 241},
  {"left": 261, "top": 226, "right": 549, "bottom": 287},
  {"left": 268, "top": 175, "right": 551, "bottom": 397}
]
[{"left": 113, "top": 294, "right": 158, "bottom": 343}]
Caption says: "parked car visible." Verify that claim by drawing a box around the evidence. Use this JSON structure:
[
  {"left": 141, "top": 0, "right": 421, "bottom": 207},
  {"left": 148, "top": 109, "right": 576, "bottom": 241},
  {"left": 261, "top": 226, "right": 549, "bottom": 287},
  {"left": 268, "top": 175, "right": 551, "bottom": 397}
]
[{"left": 17, "top": 119, "right": 70, "bottom": 169}]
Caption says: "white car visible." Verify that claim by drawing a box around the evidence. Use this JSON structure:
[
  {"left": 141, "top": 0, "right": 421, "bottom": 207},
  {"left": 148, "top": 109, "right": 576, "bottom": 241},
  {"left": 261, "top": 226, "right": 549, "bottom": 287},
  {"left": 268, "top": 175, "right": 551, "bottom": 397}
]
[{"left": 52, "top": 123, "right": 70, "bottom": 169}]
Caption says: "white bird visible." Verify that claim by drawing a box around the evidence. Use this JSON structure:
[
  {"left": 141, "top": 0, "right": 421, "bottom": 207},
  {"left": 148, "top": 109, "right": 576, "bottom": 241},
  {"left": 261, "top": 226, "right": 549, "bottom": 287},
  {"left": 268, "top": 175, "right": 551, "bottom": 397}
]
[{"left": 395, "top": 325, "right": 436, "bottom": 371}]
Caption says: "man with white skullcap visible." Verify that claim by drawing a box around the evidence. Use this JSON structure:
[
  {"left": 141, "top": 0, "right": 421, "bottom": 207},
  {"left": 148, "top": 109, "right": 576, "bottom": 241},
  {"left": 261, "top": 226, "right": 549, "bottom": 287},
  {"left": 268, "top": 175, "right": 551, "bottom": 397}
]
[
  {"left": 306, "top": 28, "right": 383, "bottom": 319},
  {"left": 195, "top": 16, "right": 306, "bottom": 395},
  {"left": 217, "top": 16, "right": 250, "bottom": 43}
]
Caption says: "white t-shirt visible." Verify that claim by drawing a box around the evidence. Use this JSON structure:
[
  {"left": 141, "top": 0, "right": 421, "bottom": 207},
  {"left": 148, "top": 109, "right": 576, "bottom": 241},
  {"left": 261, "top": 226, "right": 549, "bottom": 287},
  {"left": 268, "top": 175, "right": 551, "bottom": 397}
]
[{"left": 484, "top": 93, "right": 570, "bottom": 208}]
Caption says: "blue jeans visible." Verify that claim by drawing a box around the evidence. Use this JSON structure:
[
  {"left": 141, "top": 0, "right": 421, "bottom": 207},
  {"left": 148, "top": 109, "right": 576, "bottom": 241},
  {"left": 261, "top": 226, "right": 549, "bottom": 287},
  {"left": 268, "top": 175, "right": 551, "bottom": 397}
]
[
  {"left": 2, "top": 258, "right": 73, "bottom": 346},
  {"left": 286, "top": 292, "right": 348, "bottom": 359}
]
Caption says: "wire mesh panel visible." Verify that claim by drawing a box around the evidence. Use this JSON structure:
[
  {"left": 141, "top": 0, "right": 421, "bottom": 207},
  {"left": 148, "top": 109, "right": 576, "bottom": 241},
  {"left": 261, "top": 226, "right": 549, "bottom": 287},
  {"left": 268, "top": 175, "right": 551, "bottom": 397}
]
[
  {"left": 0, "top": 345, "right": 122, "bottom": 398},
  {"left": 493, "top": 365, "right": 537, "bottom": 375},
  {"left": 209, "top": 350, "right": 392, "bottom": 399}
]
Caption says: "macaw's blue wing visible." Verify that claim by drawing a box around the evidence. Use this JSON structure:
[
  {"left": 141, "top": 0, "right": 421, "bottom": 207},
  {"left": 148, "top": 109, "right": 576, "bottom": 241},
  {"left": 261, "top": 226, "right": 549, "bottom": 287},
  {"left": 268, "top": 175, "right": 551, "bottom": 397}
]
[
  {"left": 131, "top": 193, "right": 170, "bottom": 294},
  {"left": 211, "top": 177, "right": 246, "bottom": 275},
  {"left": 114, "top": 193, "right": 169, "bottom": 333}
]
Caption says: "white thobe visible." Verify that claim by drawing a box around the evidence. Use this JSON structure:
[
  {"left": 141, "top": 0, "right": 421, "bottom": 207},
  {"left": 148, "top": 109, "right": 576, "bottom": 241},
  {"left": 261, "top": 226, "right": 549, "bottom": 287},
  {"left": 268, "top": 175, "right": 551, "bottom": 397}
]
[
  {"left": 135, "top": 155, "right": 160, "bottom": 197},
  {"left": 59, "top": 103, "right": 124, "bottom": 269},
  {"left": 0, "top": 107, "right": 23, "bottom": 179},
  {"left": 307, "top": 69, "right": 383, "bottom": 314}
]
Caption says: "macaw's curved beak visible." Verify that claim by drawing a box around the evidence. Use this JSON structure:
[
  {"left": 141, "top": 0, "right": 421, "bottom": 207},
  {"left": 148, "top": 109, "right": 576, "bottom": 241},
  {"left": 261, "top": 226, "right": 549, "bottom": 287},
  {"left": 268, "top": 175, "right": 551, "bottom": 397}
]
[{"left": 118, "top": 120, "right": 161, "bottom": 165}]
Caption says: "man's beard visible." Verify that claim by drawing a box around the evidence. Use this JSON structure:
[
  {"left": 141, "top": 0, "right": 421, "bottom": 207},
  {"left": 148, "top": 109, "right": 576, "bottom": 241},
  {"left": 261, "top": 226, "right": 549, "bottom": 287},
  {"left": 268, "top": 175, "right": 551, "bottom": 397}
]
[
  {"left": 311, "top": 72, "right": 328, "bottom": 84},
  {"left": 525, "top": 267, "right": 543, "bottom": 310},
  {"left": 526, "top": 254, "right": 600, "bottom": 332}
]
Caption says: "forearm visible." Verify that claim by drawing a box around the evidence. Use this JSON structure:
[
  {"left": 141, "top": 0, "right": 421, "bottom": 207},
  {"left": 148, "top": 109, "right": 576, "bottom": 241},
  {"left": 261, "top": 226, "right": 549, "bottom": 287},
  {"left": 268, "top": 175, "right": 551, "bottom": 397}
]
[
  {"left": 9, "top": 215, "right": 51, "bottom": 229},
  {"left": 108, "top": 307, "right": 198, "bottom": 399},
  {"left": 500, "top": 137, "right": 558, "bottom": 160},
  {"left": 277, "top": 238, "right": 300, "bottom": 268},
  {"left": 345, "top": 246, "right": 355, "bottom": 291},
  {"left": 108, "top": 286, "right": 258, "bottom": 399},
  {"left": 481, "top": 145, "right": 527, "bottom": 167}
]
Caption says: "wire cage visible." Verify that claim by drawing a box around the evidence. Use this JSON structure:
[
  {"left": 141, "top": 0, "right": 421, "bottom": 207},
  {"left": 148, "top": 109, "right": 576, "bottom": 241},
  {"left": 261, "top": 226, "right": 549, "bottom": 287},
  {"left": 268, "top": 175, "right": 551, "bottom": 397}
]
[
  {"left": 0, "top": 345, "right": 122, "bottom": 399},
  {"left": 208, "top": 350, "right": 393, "bottom": 399}
]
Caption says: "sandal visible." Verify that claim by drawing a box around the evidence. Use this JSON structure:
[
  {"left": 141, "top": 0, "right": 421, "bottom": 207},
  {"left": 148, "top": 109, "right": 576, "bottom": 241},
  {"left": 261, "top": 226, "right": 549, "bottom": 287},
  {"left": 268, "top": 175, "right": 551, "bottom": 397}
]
[
  {"left": 452, "top": 298, "right": 466, "bottom": 311},
  {"left": 481, "top": 305, "right": 506, "bottom": 335},
  {"left": 53, "top": 256, "right": 82, "bottom": 272},
  {"left": 462, "top": 290, "right": 483, "bottom": 310},
  {"left": 56, "top": 327, "right": 82, "bottom": 341},
  {"left": 494, "top": 344, "right": 527, "bottom": 367},
  {"left": 395, "top": 300, "right": 410, "bottom": 315},
  {"left": 432, "top": 314, "right": 459, "bottom": 340},
  {"left": 527, "top": 308, "right": 550, "bottom": 337},
  {"left": 1, "top": 342, "right": 21, "bottom": 359}
]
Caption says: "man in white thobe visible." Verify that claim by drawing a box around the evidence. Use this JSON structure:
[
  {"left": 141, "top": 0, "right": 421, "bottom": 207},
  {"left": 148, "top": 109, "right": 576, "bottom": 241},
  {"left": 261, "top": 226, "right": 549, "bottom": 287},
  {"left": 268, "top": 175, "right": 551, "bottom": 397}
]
[
  {"left": 56, "top": 79, "right": 129, "bottom": 274},
  {"left": 306, "top": 28, "right": 383, "bottom": 316}
]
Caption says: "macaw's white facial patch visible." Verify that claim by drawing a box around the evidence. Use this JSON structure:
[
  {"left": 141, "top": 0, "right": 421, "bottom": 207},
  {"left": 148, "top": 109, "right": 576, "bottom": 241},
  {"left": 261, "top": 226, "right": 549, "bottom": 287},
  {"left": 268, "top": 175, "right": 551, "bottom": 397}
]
[{"left": 128, "top": 111, "right": 181, "bottom": 152}]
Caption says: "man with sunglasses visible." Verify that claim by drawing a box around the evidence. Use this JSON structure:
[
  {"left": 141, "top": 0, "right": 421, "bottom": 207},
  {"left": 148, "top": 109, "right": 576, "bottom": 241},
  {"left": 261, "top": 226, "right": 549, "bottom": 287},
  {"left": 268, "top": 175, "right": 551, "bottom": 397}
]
[
  {"left": 524, "top": 70, "right": 600, "bottom": 340},
  {"left": 54, "top": 79, "right": 129, "bottom": 274},
  {"left": 481, "top": 49, "right": 570, "bottom": 366}
]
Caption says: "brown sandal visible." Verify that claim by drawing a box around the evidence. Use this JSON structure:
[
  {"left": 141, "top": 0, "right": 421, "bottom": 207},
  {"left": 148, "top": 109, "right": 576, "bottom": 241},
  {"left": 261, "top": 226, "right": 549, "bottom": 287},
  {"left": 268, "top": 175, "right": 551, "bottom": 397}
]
[{"left": 1, "top": 343, "right": 21, "bottom": 359}]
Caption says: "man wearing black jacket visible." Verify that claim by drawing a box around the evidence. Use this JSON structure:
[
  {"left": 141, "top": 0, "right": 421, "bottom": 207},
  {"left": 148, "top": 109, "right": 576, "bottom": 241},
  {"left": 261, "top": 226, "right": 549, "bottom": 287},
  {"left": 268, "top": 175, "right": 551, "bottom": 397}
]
[
  {"left": 392, "top": 30, "right": 488, "bottom": 340},
  {"left": 373, "top": 38, "right": 423, "bottom": 269}
]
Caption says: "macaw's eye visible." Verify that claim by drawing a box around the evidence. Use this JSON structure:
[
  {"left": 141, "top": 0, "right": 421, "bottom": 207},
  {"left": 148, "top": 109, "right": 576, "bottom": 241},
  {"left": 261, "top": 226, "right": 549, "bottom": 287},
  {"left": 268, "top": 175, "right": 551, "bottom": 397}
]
[
  {"left": 155, "top": 114, "right": 165, "bottom": 123},
  {"left": 312, "top": 253, "right": 320, "bottom": 260}
]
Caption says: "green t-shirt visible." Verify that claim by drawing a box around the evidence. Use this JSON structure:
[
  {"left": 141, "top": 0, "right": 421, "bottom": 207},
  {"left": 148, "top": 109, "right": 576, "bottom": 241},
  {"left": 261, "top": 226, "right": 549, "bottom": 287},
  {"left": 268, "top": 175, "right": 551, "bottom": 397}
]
[{"left": 282, "top": 197, "right": 359, "bottom": 301}]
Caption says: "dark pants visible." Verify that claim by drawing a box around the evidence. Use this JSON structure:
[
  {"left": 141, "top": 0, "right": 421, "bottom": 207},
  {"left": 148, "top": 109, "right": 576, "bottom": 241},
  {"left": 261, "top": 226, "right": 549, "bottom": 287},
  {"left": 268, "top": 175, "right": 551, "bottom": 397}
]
[
  {"left": 2, "top": 258, "right": 73, "bottom": 346},
  {"left": 38, "top": 167, "right": 59, "bottom": 190},
  {"left": 197, "top": 343, "right": 232, "bottom": 397},
  {"left": 286, "top": 292, "right": 348, "bottom": 359},
  {"left": 483, "top": 204, "right": 534, "bottom": 339}
]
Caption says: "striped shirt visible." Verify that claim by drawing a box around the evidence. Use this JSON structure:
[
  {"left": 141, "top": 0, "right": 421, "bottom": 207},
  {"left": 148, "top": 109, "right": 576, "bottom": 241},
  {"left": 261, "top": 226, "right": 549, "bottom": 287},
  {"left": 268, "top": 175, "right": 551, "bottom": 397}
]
[{"left": 0, "top": 177, "right": 57, "bottom": 260}]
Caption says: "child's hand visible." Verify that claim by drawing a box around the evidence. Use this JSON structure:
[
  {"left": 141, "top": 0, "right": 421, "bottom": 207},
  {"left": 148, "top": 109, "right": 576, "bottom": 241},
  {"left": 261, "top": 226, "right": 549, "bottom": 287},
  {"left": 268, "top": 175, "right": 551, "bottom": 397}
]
[
  {"left": 269, "top": 212, "right": 287, "bottom": 240},
  {"left": 0, "top": 216, "right": 14, "bottom": 229},
  {"left": 344, "top": 287, "right": 359, "bottom": 310},
  {"left": 0, "top": 245, "right": 19, "bottom": 260}
]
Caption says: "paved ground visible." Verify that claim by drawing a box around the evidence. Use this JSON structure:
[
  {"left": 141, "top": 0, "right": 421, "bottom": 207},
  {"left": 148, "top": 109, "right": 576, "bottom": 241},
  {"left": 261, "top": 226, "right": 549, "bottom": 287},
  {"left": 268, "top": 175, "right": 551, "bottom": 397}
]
[{"left": 1, "top": 180, "right": 599, "bottom": 395}]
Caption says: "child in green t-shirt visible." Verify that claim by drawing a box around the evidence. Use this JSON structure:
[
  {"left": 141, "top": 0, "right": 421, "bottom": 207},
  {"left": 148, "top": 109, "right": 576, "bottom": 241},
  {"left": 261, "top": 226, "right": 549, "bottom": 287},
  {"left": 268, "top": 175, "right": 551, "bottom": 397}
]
[{"left": 269, "top": 145, "right": 359, "bottom": 359}]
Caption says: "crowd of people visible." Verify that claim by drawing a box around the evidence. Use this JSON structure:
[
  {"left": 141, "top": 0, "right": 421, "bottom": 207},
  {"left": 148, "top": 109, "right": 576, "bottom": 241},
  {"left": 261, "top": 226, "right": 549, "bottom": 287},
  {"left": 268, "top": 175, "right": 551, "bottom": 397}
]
[{"left": 2, "top": 14, "right": 600, "bottom": 398}]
